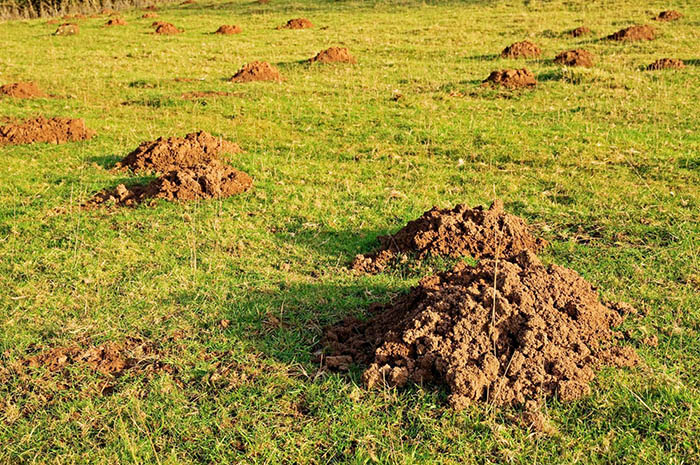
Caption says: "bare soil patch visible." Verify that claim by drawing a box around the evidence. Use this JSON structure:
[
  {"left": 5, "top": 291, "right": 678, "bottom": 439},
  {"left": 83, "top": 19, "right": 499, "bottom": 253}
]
[
  {"left": 325, "top": 250, "right": 639, "bottom": 409},
  {"left": 501, "top": 41, "right": 541, "bottom": 59},
  {"left": 216, "top": 24, "right": 242, "bottom": 34},
  {"left": 106, "top": 17, "right": 127, "bottom": 26},
  {"left": 0, "top": 82, "right": 46, "bottom": 98},
  {"left": 309, "top": 47, "right": 356, "bottom": 64},
  {"left": 554, "top": 49, "right": 594, "bottom": 67},
  {"left": 279, "top": 18, "right": 313, "bottom": 29},
  {"left": 0, "top": 117, "right": 95, "bottom": 145},
  {"left": 647, "top": 58, "right": 685, "bottom": 70},
  {"left": 482, "top": 68, "right": 537, "bottom": 89},
  {"left": 142, "top": 13, "right": 158, "bottom": 18},
  {"left": 569, "top": 26, "right": 591, "bottom": 37},
  {"left": 607, "top": 25, "right": 656, "bottom": 41},
  {"left": 155, "top": 23, "right": 181, "bottom": 35},
  {"left": 55, "top": 23, "right": 79, "bottom": 35},
  {"left": 653, "top": 10, "right": 682, "bottom": 21},
  {"left": 352, "top": 200, "right": 545, "bottom": 273},
  {"left": 230, "top": 61, "right": 282, "bottom": 83}
]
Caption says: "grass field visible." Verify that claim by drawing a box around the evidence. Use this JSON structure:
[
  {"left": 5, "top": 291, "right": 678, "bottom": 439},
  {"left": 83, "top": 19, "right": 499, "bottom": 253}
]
[{"left": 1, "top": 0, "right": 699, "bottom": 463}]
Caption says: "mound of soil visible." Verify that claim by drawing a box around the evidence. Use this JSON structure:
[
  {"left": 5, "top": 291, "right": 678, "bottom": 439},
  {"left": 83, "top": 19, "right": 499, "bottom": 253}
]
[
  {"left": 554, "top": 49, "right": 594, "bottom": 67},
  {"left": 352, "top": 200, "right": 546, "bottom": 273},
  {"left": 569, "top": 26, "right": 591, "bottom": 37},
  {"left": 89, "top": 160, "right": 253, "bottom": 207},
  {"left": 115, "top": 130, "right": 241, "bottom": 174},
  {"left": 106, "top": 17, "right": 127, "bottom": 26},
  {"left": 325, "top": 250, "right": 639, "bottom": 408},
  {"left": 216, "top": 24, "right": 242, "bottom": 34},
  {"left": 55, "top": 23, "right": 79, "bottom": 35},
  {"left": 647, "top": 58, "right": 685, "bottom": 70},
  {"left": 0, "top": 117, "right": 95, "bottom": 145},
  {"left": 309, "top": 47, "right": 356, "bottom": 64},
  {"left": 0, "top": 82, "right": 46, "bottom": 98},
  {"left": 155, "top": 23, "right": 181, "bottom": 35},
  {"left": 607, "top": 24, "right": 656, "bottom": 41},
  {"left": 482, "top": 68, "right": 537, "bottom": 89},
  {"left": 279, "top": 18, "right": 313, "bottom": 29},
  {"left": 142, "top": 13, "right": 158, "bottom": 18},
  {"left": 501, "top": 41, "right": 541, "bottom": 59},
  {"left": 653, "top": 10, "right": 682, "bottom": 21},
  {"left": 230, "top": 61, "right": 282, "bottom": 83}
]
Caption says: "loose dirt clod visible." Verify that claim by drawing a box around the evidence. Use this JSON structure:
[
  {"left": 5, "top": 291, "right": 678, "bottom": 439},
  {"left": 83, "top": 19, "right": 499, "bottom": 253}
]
[
  {"left": 215, "top": 24, "right": 242, "bottom": 34},
  {"left": 88, "top": 160, "right": 253, "bottom": 207},
  {"left": 647, "top": 58, "right": 685, "bottom": 70},
  {"left": 483, "top": 68, "right": 537, "bottom": 89},
  {"left": 155, "top": 23, "right": 181, "bottom": 35},
  {"left": 0, "top": 117, "right": 95, "bottom": 145},
  {"left": 501, "top": 40, "right": 541, "bottom": 59},
  {"left": 554, "top": 49, "right": 594, "bottom": 67},
  {"left": 325, "top": 250, "right": 639, "bottom": 409},
  {"left": 106, "top": 17, "right": 127, "bottom": 26},
  {"left": 607, "top": 24, "right": 656, "bottom": 41},
  {"left": 569, "top": 26, "right": 591, "bottom": 37},
  {"left": 352, "top": 200, "right": 546, "bottom": 273},
  {"left": 55, "top": 23, "right": 79, "bottom": 35},
  {"left": 230, "top": 61, "right": 282, "bottom": 82},
  {"left": 309, "top": 47, "right": 356, "bottom": 64},
  {"left": 0, "top": 82, "right": 46, "bottom": 98},
  {"left": 115, "top": 131, "right": 241, "bottom": 174},
  {"left": 279, "top": 18, "right": 313, "bottom": 29},
  {"left": 653, "top": 10, "right": 682, "bottom": 21}
]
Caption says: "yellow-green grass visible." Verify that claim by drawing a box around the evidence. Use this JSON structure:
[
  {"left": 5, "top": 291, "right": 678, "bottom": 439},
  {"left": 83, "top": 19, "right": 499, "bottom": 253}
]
[{"left": 1, "top": 0, "right": 698, "bottom": 463}]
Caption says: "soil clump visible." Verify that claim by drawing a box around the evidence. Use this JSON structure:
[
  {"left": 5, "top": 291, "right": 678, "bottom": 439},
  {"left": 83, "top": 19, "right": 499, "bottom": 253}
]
[
  {"left": 309, "top": 47, "right": 356, "bottom": 63},
  {"left": 216, "top": 24, "right": 242, "bottom": 34},
  {"left": 155, "top": 22, "right": 181, "bottom": 34},
  {"left": 607, "top": 25, "right": 656, "bottom": 41},
  {"left": 482, "top": 68, "right": 537, "bottom": 89},
  {"left": 106, "top": 17, "right": 127, "bottom": 26},
  {"left": 501, "top": 41, "right": 541, "bottom": 59},
  {"left": 230, "top": 61, "right": 282, "bottom": 82},
  {"left": 569, "top": 26, "right": 591, "bottom": 37},
  {"left": 646, "top": 58, "right": 685, "bottom": 70},
  {"left": 0, "top": 82, "right": 46, "bottom": 98},
  {"left": 0, "top": 117, "right": 94, "bottom": 145},
  {"left": 279, "top": 18, "right": 313, "bottom": 29},
  {"left": 55, "top": 23, "right": 79, "bottom": 35},
  {"left": 653, "top": 10, "right": 682, "bottom": 21},
  {"left": 554, "top": 49, "right": 594, "bottom": 67}
]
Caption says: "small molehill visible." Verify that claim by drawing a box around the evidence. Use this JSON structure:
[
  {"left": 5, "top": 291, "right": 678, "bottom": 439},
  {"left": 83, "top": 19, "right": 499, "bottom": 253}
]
[
  {"left": 142, "top": 13, "right": 158, "bottom": 18},
  {"left": 106, "top": 17, "right": 127, "bottom": 26},
  {"left": 607, "top": 24, "right": 656, "bottom": 41},
  {"left": 501, "top": 40, "right": 541, "bottom": 59},
  {"left": 0, "top": 82, "right": 46, "bottom": 98},
  {"left": 155, "top": 23, "right": 181, "bottom": 35},
  {"left": 0, "top": 116, "right": 95, "bottom": 145},
  {"left": 115, "top": 131, "right": 241, "bottom": 174},
  {"left": 569, "top": 26, "right": 591, "bottom": 37},
  {"left": 653, "top": 10, "right": 682, "bottom": 21},
  {"left": 324, "top": 250, "right": 639, "bottom": 409},
  {"left": 554, "top": 49, "right": 594, "bottom": 67},
  {"left": 279, "top": 18, "right": 313, "bottom": 29},
  {"left": 647, "top": 58, "right": 685, "bottom": 70},
  {"left": 55, "top": 23, "right": 79, "bottom": 35},
  {"left": 309, "top": 47, "right": 356, "bottom": 64},
  {"left": 483, "top": 68, "right": 537, "bottom": 89},
  {"left": 230, "top": 61, "right": 282, "bottom": 83},
  {"left": 89, "top": 160, "right": 252, "bottom": 207},
  {"left": 352, "top": 200, "right": 546, "bottom": 273},
  {"left": 216, "top": 24, "right": 242, "bottom": 34}
]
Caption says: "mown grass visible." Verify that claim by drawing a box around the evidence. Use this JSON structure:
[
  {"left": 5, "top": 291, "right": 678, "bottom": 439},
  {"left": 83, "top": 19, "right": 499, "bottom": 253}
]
[{"left": 1, "top": 0, "right": 699, "bottom": 463}]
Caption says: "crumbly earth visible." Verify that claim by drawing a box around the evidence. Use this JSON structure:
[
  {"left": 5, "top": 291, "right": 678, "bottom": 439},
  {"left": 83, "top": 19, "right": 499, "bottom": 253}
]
[
  {"left": 554, "top": 49, "right": 594, "bottom": 67},
  {"left": 501, "top": 41, "right": 541, "bottom": 59},
  {"left": 216, "top": 24, "right": 242, "bottom": 34},
  {"left": 230, "top": 61, "right": 282, "bottom": 82},
  {"left": 0, "top": 116, "right": 95, "bottom": 145},
  {"left": 55, "top": 23, "right": 79, "bottom": 35},
  {"left": 279, "top": 18, "right": 313, "bottom": 29},
  {"left": 653, "top": 10, "right": 682, "bottom": 21},
  {"left": 607, "top": 25, "right": 656, "bottom": 41},
  {"left": 324, "top": 250, "right": 639, "bottom": 409},
  {"left": 114, "top": 131, "right": 241, "bottom": 174},
  {"left": 88, "top": 160, "right": 253, "bottom": 207},
  {"left": 309, "top": 47, "right": 357, "bottom": 64},
  {"left": 0, "top": 81, "right": 46, "bottom": 98},
  {"left": 569, "top": 26, "right": 591, "bottom": 37},
  {"left": 155, "top": 23, "right": 180, "bottom": 35},
  {"left": 482, "top": 68, "right": 537, "bottom": 89},
  {"left": 352, "top": 200, "right": 546, "bottom": 273},
  {"left": 647, "top": 58, "right": 686, "bottom": 70},
  {"left": 106, "top": 17, "right": 126, "bottom": 26},
  {"left": 142, "top": 12, "right": 158, "bottom": 18}
]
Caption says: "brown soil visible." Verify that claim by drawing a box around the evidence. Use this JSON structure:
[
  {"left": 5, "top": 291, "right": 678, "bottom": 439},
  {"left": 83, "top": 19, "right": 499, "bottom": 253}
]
[
  {"left": 106, "top": 17, "right": 127, "bottom": 26},
  {"left": 554, "top": 49, "right": 594, "bottom": 67},
  {"left": 215, "top": 24, "right": 242, "bottom": 34},
  {"left": 324, "top": 250, "right": 639, "bottom": 409},
  {"left": 230, "top": 61, "right": 283, "bottom": 83},
  {"left": 482, "top": 68, "right": 537, "bottom": 89},
  {"left": 653, "top": 10, "right": 682, "bottom": 21},
  {"left": 0, "top": 82, "right": 46, "bottom": 98},
  {"left": 152, "top": 21, "right": 169, "bottom": 27},
  {"left": 607, "top": 24, "right": 656, "bottom": 41},
  {"left": 279, "top": 18, "right": 313, "bottom": 29},
  {"left": 155, "top": 23, "right": 181, "bottom": 35},
  {"left": 0, "top": 117, "right": 95, "bottom": 145},
  {"left": 501, "top": 40, "right": 541, "bottom": 59},
  {"left": 55, "top": 23, "right": 79, "bottom": 35},
  {"left": 181, "top": 91, "right": 241, "bottom": 99},
  {"left": 115, "top": 130, "right": 241, "bottom": 174},
  {"left": 142, "top": 13, "right": 158, "bottom": 18},
  {"left": 352, "top": 200, "right": 546, "bottom": 273},
  {"left": 647, "top": 58, "right": 685, "bottom": 70},
  {"left": 88, "top": 160, "right": 253, "bottom": 207},
  {"left": 309, "top": 47, "right": 357, "bottom": 64},
  {"left": 569, "top": 26, "right": 591, "bottom": 37}
]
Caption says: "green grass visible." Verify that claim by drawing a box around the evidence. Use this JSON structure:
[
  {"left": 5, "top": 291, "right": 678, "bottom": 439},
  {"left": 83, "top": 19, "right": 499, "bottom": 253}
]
[{"left": 1, "top": 0, "right": 699, "bottom": 463}]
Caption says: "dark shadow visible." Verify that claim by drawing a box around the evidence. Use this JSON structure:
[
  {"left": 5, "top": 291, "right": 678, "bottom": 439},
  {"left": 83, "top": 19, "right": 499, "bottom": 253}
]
[
  {"left": 464, "top": 53, "right": 499, "bottom": 61},
  {"left": 683, "top": 59, "right": 700, "bottom": 66},
  {"left": 537, "top": 70, "right": 563, "bottom": 82}
]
